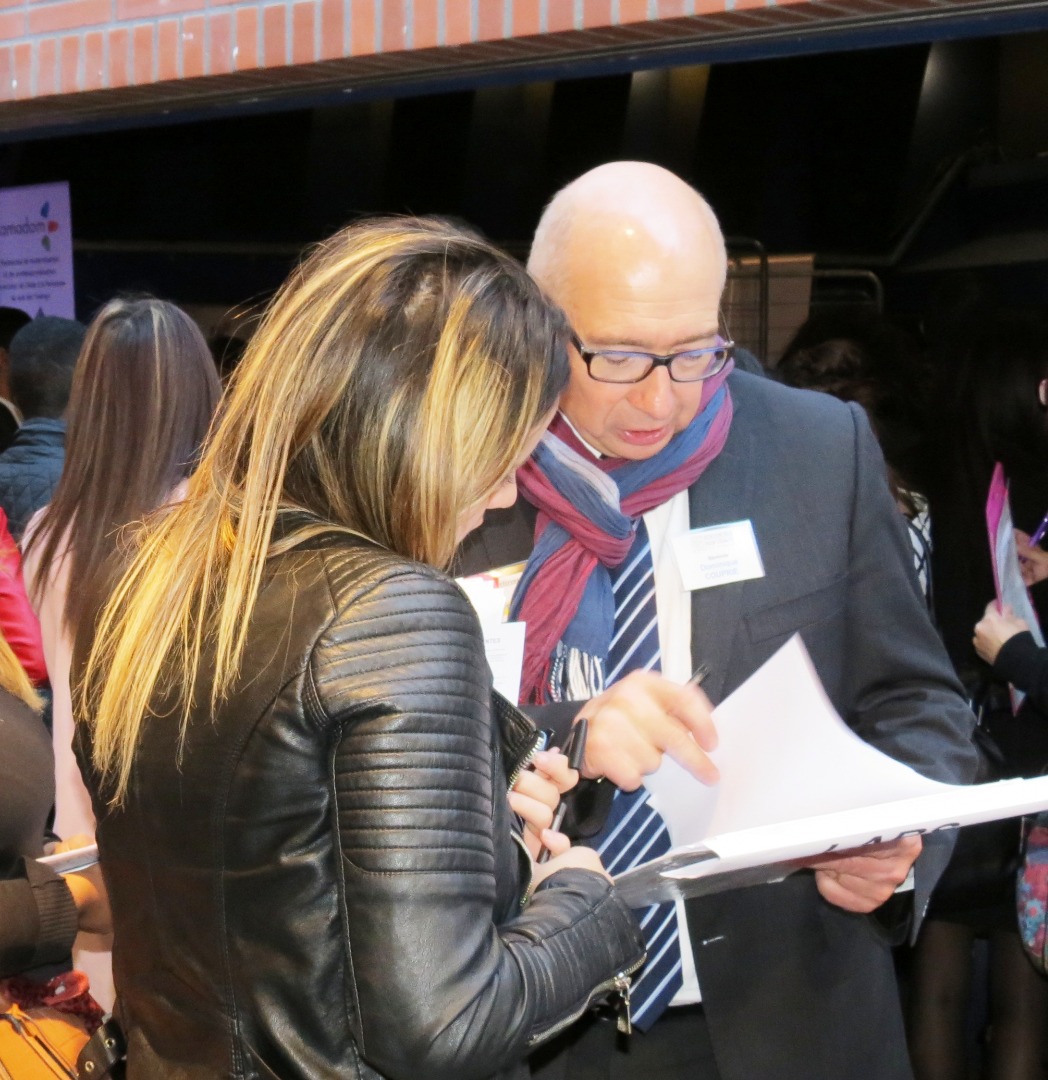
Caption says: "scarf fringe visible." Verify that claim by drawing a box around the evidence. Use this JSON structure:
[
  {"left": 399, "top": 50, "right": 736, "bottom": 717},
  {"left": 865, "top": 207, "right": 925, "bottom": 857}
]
[{"left": 547, "top": 641, "right": 606, "bottom": 703}]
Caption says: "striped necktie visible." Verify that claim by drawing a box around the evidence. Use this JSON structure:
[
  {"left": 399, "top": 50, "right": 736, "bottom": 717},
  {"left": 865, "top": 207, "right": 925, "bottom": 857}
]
[{"left": 595, "top": 518, "right": 683, "bottom": 1031}]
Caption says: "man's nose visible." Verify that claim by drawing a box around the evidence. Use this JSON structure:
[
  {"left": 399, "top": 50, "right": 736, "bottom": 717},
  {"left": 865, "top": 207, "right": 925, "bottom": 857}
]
[{"left": 627, "top": 365, "right": 676, "bottom": 420}]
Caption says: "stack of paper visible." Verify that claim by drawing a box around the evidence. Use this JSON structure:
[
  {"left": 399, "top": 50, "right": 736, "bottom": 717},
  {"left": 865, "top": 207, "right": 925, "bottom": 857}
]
[{"left": 615, "top": 635, "right": 1048, "bottom": 906}]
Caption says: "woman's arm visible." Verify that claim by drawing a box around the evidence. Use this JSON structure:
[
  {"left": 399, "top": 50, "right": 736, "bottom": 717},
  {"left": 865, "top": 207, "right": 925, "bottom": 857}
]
[
  {"left": 0, "top": 859, "right": 78, "bottom": 977},
  {"left": 315, "top": 564, "right": 644, "bottom": 1080}
]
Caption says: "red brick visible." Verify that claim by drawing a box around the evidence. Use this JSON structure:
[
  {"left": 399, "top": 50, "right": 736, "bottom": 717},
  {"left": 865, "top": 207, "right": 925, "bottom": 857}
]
[
  {"left": 0, "top": 47, "right": 9, "bottom": 101},
  {"left": 209, "top": 10, "right": 233, "bottom": 72},
  {"left": 656, "top": 0, "right": 687, "bottom": 15},
  {"left": 36, "top": 37, "right": 58, "bottom": 96},
  {"left": 12, "top": 43, "right": 32, "bottom": 99},
  {"left": 317, "top": 0, "right": 344, "bottom": 59},
  {"left": 349, "top": 0, "right": 374, "bottom": 53},
  {"left": 291, "top": 0, "right": 315, "bottom": 62},
  {"left": 476, "top": 0, "right": 503, "bottom": 41},
  {"left": 582, "top": 0, "right": 612, "bottom": 26},
  {"left": 0, "top": 9, "right": 23, "bottom": 37},
  {"left": 546, "top": 0, "right": 574, "bottom": 32},
  {"left": 510, "top": 0, "right": 540, "bottom": 35},
  {"left": 59, "top": 33, "right": 80, "bottom": 92},
  {"left": 131, "top": 22, "right": 152, "bottom": 82},
  {"left": 28, "top": 0, "right": 109, "bottom": 34},
  {"left": 108, "top": 26, "right": 130, "bottom": 85},
  {"left": 116, "top": 0, "right": 201, "bottom": 18},
  {"left": 413, "top": 0, "right": 437, "bottom": 48},
  {"left": 157, "top": 18, "right": 178, "bottom": 79},
  {"left": 262, "top": 3, "right": 287, "bottom": 66},
  {"left": 444, "top": 0, "right": 470, "bottom": 44},
  {"left": 181, "top": 13, "right": 204, "bottom": 76},
  {"left": 381, "top": 0, "right": 405, "bottom": 50},
  {"left": 618, "top": 0, "right": 649, "bottom": 23},
  {"left": 83, "top": 28, "right": 104, "bottom": 88},
  {"left": 235, "top": 5, "right": 259, "bottom": 69}
]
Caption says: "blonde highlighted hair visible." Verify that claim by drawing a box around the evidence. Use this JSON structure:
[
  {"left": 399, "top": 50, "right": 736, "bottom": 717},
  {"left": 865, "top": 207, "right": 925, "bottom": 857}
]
[
  {"left": 0, "top": 631, "right": 41, "bottom": 711},
  {"left": 79, "top": 216, "right": 569, "bottom": 805}
]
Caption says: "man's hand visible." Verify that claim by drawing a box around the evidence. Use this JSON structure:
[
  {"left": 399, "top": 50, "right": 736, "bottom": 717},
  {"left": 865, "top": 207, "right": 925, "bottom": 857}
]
[
  {"left": 1016, "top": 529, "right": 1048, "bottom": 587},
  {"left": 808, "top": 835, "right": 922, "bottom": 913},
  {"left": 579, "top": 670, "right": 718, "bottom": 790},
  {"left": 973, "top": 600, "right": 1029, "bottom": 665}
]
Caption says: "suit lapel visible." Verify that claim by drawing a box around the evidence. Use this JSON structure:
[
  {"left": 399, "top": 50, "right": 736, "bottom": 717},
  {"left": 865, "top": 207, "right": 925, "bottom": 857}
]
[{"left": 687, "top": 397, "right": 757, "bottom": 706}]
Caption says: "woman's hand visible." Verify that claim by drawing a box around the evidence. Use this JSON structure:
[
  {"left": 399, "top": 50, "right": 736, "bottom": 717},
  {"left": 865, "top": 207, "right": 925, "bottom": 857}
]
[
  {"left": 509, "top": 749, "right": 579, "bottom": 859},
  {"left": 973, "top": 600, "right": 1029, "bottom": 665},
  {"left": 52, "top": 834, "right": 111, "bottom": 935},
  {"left": 1016, "top": 530, "right": 1048, "bottom": 587},
  {"left": 62, "top": 864, "right": 111, "bottom": 935},
  {"left": 529, "top": 844, "right": 610, "bottom": 892}
]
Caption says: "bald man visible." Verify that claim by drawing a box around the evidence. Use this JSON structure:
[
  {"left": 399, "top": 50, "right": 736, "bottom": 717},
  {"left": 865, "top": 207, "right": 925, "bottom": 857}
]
[{"left": 458, "top": 163, "right": 978, "bottom": 1080}]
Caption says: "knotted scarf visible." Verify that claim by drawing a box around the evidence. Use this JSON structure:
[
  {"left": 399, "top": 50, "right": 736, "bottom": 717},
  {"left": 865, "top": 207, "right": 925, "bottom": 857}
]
[{"left": 510, "top": 363, "right": 734, "bottom": 704}]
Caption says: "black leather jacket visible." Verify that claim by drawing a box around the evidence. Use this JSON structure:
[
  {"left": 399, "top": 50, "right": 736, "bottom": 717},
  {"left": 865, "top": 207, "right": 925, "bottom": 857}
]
[{"left": 76, "top": 530, "right": 644, "bottom": 1079}]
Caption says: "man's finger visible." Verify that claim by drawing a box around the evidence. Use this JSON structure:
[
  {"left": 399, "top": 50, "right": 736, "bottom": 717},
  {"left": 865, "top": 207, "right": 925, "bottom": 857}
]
[{"left": 660, "top": 722, "right": 720, "bottom": 785}]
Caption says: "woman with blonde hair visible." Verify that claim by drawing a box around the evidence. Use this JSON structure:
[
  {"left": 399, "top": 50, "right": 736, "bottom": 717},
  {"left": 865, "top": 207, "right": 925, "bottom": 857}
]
[{"left": 73, "top": 217, "right": 644, "bottom": 1079}]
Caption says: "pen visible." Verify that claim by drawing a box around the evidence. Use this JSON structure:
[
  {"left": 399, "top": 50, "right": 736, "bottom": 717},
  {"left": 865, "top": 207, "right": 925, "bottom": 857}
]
[
  {"left": 537, "top": 717, "right": 589, "bottom": 864},
  {"left": 1030, "top": 510, "right": 1048, "bottom": 549},
  {"left": 688, "top": 662, "right": 710, "bottom": 688}
]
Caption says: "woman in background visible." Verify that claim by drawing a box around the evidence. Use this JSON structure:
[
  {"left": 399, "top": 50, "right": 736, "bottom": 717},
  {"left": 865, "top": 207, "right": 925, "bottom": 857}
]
[
  {"left": 22, "top": 296, "right": 222, "bottom": 1006},
  {"left": 0, "top": 626, "right": 107, "bottom": 980},
  {"left": 912, "top": 306, "right": 1048, "bottom": 1080}
]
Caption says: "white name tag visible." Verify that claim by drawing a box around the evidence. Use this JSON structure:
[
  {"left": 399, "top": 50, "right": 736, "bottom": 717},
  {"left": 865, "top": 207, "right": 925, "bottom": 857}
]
[{"left": 672, "top": 520, "right": 765, "bottom": 591}]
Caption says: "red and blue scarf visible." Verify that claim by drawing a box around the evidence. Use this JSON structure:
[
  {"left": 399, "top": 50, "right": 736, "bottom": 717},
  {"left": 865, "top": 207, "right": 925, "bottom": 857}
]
[{"left": 510, "top": 363, "right": 734, "bottom": 704}]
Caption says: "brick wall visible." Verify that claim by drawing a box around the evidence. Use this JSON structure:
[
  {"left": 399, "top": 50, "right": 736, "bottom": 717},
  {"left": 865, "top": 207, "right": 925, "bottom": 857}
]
[{"left": 0, "top": 0, "right": 1016, "bottom": 130}]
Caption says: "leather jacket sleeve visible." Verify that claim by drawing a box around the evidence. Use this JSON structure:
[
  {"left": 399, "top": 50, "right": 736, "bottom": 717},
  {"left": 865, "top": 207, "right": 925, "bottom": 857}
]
[{"left": 310, "top": 559, "right": 644, "bottom": 1080}]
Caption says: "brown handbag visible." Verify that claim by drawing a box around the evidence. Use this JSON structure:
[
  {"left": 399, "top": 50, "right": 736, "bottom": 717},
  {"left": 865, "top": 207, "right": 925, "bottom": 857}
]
[{"left": 0, "top": 971, "right": 101, "bottom": 1079}]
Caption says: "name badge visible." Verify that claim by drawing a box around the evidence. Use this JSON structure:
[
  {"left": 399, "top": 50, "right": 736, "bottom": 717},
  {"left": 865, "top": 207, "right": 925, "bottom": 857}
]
[{"left": 672, "top": 520, "right": 765, "bottom": 591}]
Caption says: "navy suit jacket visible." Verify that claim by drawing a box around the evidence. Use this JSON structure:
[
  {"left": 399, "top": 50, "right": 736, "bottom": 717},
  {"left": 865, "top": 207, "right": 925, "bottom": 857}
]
[{"left": 457, "top": 370, "right": 978, "bottom": 1080}]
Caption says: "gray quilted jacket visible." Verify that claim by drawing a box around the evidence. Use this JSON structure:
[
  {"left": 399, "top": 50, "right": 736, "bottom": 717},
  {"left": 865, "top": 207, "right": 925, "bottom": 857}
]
[{"left": 0, "top": 417, "right": 64, "bottom": 540}]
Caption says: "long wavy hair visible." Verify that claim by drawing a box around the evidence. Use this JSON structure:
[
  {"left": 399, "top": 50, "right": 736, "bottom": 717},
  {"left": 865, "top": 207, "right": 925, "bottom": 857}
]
[
  {"left": 79, "top": 216, "right": 569, "bottom": 805},
  {"left": 24, "top": 297, "right": 222, "bottom": 641}
]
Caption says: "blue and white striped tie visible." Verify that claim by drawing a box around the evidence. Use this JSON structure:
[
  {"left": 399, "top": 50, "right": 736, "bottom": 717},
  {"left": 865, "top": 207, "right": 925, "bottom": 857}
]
[{"left": 595, "top": 519, "right": 683, "bottom": 1031}]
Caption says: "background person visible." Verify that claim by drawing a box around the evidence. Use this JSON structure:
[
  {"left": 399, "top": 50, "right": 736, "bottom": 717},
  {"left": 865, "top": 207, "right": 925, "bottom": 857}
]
[
  {"left": 21, "top": 296, "right": 222, "bottom": 1011},
  {"left": 0, "top": 627, "right": 108, "bottom": 980},
  {"left": 777, "top": 307, "right": 933, "bottom": 602},
  {"left": 883, "top": 306, "right": 1048, "bottom": 1080},
  {"left": 72, "top": 218, "right": 644, "bottom": 1079},
  {"left": 0, "top": 315, "right": 85, "bottom": 540},
  {"left": 0, "top": 306, "right": 31, "bottom": 453},
  {"left": 458, "top": 161, "right": 978, "bottom": 1080}
]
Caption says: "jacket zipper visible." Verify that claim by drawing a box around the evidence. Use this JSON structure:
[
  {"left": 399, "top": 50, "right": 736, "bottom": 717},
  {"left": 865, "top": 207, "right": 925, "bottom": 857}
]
[
  {"left": 511, "top": 830, "right": 535, "bottom": 910},
  {"left": 506, "top": 728, "right": 548, "bottom": 794},
  {"left": 527, "top": 956, "right": 646, "bottom": 1047}
]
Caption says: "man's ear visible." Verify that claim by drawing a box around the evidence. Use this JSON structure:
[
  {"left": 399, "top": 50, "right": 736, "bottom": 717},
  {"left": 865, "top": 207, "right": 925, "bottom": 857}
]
[{"left": 1040, "top": 378, "right": 1048, "bottom": 409}]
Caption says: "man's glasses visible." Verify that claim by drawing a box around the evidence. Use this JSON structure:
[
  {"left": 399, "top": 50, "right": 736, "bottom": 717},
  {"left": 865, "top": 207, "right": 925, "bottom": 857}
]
[{"left": 570, "top": 333, "right": 735, "bottom": 385}]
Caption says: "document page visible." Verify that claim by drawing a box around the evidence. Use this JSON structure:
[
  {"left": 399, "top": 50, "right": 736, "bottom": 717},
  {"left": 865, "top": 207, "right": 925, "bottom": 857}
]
[{"left": 616, "top": 635, "right": 1048, "bottom": 905}]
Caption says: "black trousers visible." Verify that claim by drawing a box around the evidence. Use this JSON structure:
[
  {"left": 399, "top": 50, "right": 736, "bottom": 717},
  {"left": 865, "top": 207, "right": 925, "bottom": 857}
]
[{"left": 529, "top": 1005, "right": 723, "bottom": 1080}]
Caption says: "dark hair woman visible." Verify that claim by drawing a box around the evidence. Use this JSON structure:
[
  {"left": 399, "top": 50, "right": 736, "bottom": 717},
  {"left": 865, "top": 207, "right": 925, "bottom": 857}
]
[
  {"left": 21, "top": 296, "right": 222, "bottom": 1008},
  {"left": 72, "top": 218, "right": 644, "bottom": 1079}
]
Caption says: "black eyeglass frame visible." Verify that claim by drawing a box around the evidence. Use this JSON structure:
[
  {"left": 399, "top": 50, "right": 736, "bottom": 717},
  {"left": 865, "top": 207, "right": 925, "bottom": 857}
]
[{"left": 570, "top": 332, "right": 735, "bottom": 385}]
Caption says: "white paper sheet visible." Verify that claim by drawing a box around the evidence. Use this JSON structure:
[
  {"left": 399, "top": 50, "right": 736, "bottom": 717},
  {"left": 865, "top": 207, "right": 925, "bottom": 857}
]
[
  {"left": 645, "top": 635, "right": 952, "bottom": 848},
  {"left": 615, "top": 635, "right": 1048, "bottom": 905}
]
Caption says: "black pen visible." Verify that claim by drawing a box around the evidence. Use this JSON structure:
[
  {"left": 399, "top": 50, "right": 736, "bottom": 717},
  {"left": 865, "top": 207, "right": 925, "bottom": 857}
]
[
  {"left": 537, "top": 717, "right": 589, "bottom": 864},
  {"left": 688, "top": 663, "right": 710, "bottom": 688}
]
